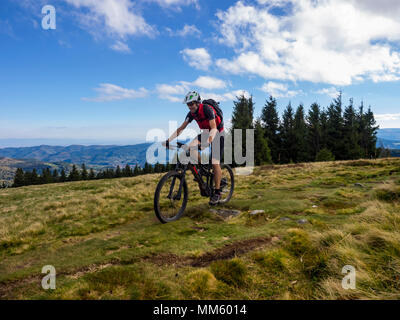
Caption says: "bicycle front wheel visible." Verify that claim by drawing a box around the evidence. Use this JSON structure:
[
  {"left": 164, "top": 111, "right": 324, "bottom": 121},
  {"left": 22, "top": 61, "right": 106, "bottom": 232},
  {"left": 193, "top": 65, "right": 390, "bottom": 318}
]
[{"left": 154, "top": 171, "right": 188, "bottom": 223}]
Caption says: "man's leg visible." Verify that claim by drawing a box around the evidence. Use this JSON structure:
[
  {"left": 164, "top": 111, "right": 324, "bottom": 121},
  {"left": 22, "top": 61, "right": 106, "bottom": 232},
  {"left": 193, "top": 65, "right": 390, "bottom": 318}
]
[
  {"left": 187, "top": 135, "right": 203, "bottom": 164},
  {"left": 209, "top": 133, "right": 224, "bottom": 205},
  {"left": 212, "top": 132, "right": 224, "bottom": 190},
  {"left": 213, "top": 163, "right": 222, "bottom": 190}
]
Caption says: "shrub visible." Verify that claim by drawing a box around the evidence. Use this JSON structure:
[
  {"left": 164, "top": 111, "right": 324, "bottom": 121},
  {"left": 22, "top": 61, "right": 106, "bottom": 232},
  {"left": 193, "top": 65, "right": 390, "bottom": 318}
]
[
  {"left": 252, "top": 249, "right": 287, "bottom": 272},
  {"left": 315, "top": 148, "right": 335, "bottom": 162},
  {"left": 375, "top": 188, "right": 400, "bottom": 202},
  {"left": 285, "top": 229, "right": 311, "bottom": 257},
  {"left": 185, "top": 269, "right": 218, "bottom": 299},
  {"left": 210, "top": 258, "right": 246, "bottom": 287}
]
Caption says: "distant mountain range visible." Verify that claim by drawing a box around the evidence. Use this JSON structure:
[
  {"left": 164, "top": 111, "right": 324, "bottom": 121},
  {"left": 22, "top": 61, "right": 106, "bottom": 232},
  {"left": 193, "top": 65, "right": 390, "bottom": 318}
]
[
  {"left": 0, "top": 143, "right": 172, "bottom": 184},
  {"left": 0, "top": 143, "right": 153, "bottom": 169},
  {"left": 377, "top": 128, "right": 400, "bottom": 149}
]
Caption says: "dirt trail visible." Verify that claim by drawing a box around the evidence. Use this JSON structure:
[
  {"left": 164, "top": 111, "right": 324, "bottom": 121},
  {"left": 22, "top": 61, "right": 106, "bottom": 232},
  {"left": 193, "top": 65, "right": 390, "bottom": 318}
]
[{"left": 144, "top": 236, "right": 277, "bottom": 267}]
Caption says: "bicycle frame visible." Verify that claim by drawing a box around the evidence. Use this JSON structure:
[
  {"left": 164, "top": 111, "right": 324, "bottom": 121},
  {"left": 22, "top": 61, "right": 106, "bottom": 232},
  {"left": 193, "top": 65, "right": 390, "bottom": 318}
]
[{"left": 168, "top": 143, "right": 214, "bottom": 200}]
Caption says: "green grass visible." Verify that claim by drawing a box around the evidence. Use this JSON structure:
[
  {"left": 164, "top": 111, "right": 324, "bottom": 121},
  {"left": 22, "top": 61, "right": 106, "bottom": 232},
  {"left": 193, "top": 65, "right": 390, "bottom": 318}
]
[{"left": 0, "top": 158, "right": 400, "bottom": 300}]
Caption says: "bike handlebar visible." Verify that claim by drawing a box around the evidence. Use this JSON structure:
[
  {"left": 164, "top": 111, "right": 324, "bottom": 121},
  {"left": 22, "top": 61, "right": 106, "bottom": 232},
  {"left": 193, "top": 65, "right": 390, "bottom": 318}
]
[{"left": 164, "top": 141, "right": 186, "bottom": 150}]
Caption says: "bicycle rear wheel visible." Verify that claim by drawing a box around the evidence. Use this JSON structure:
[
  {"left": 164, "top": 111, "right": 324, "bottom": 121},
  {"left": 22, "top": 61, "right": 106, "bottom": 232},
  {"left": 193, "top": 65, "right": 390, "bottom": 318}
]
[
  {"left": 212, "top": 164, "right": 234, "bottom": 204},
  {"left": 154, "top": 171, "right": 188, "bottom": 223}
]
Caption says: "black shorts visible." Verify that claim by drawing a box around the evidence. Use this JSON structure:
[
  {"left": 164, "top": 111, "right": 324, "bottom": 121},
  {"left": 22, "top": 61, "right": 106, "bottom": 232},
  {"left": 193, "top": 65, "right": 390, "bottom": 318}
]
[{"left": 197, "top": 131, "right": 225, "bottom": 162}]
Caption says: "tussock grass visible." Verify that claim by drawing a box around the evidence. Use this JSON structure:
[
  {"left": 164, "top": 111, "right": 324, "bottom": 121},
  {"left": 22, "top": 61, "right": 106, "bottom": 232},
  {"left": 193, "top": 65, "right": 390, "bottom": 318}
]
[{"left": 0, "top": 158, "right": 400, "bottom": 299}]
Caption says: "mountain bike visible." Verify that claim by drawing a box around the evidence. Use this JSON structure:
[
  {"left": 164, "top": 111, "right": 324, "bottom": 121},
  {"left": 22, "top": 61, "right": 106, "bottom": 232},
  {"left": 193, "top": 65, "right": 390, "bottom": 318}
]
[{"left": 154, "top": 142, "right": 235, "bottom": 224}]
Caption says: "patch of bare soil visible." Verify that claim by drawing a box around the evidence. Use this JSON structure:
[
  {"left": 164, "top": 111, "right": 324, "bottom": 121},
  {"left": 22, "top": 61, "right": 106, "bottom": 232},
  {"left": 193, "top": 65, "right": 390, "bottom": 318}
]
[
  {"left": 143, "top": 253, "right": 182, "bottom": 267},
  {"left": 189, "top": 236, "right": 275, "bottom": 267},
  {"left": 143, "top": 236, "right": 277, "bottom": 268}
]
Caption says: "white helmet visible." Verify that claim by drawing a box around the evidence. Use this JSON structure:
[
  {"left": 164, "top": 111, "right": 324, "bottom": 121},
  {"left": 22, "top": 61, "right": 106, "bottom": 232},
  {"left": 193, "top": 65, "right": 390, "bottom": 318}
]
[{"left": 183, "top": 91, "right": 201, "bottom": 104}]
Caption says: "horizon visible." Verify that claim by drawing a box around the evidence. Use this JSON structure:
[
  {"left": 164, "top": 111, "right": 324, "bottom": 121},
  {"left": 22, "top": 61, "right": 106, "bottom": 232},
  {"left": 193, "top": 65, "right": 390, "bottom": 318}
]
[{"left": 0, "top": 127, "right": 399, "bottom": 149}]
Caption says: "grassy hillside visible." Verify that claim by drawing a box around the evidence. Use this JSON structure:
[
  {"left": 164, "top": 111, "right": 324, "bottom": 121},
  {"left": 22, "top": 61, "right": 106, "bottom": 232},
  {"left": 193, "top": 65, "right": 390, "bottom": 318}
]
[
  {"left": 0, "top": 157, "right": 74, "bottom": 185},
  {"left": 0, "top": 159, "right": 399, "bottom": 300}
]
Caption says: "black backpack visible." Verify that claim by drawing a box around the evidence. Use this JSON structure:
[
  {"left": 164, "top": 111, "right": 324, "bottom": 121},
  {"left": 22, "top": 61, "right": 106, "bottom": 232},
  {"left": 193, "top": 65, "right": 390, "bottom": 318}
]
[{"left": 202, "top": 99, "right": 223, "bottom": 121}]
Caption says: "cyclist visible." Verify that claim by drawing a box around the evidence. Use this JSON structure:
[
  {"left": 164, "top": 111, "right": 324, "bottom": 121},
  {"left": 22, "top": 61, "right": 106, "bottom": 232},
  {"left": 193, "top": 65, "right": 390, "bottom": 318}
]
[{"left": 163, "top": 91, "right": 224, "bottom": 205}]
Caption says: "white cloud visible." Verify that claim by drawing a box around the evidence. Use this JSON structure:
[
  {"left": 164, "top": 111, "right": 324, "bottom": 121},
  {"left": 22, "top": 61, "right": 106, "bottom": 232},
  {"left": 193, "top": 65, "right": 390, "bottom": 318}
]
[
  {"left": 375, "top": 113, "right": 400, "bottom": 121},
  {"left": 192, "top": 76, "right": 227, "bottom": 90},
  {"left": 156, "top": 83, "right": 190, "bottom": 102},
  {"left": 315, "top": 87, "right": 340, "bottom": 98},
  {"left": 202, "top": 90, "right": 250, "bottom": 102},
  {"left": 181, "top": 48, "right": 212, "bottom": 71},
  {"left": 371, "top": 74, "right": 400, "bottom": 83},
  {"left": 168, "top": 24, "right": 201, "bottom": 37},
  {"left": 148, "top": 0, "right": 199, "bottom": 10},
  {"left": 83, "top": 83, "right": 149, "bottom": 102},
  {"left": 156, "top": 77, "right": 246, "bottom": 103},
  {"left": 260, "top": 81, "right": 302, "bottom": 98},
  {"left": 375, "top": 112, "right": 400, "bottom": 128},
  {"left": 257, "top": 0, "right": 290, "bottom": 7},
  {"left": 156, "top": 76, "right": 227, "bottom": 101},
  {"left": 65, "top": 0, "right": 157, "bottom": 39},
  {"left": 110, "top": 41, "right": 131, "bottom": 53},
  {"left": 215, "top": 0, "right": 400, "bottom": 86}
]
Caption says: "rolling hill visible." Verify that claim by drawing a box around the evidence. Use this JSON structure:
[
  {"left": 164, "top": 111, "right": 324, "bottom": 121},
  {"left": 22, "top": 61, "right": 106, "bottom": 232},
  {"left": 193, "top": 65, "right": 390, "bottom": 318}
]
[
  {"left": 0, "top": 158, "right": 399, "bottom": 300},
  {"left": 0, "top": 157, "right": 74, "bottom": 185},
  {"left": 0, "top": 143, "right": 152, "bottom": 168}
]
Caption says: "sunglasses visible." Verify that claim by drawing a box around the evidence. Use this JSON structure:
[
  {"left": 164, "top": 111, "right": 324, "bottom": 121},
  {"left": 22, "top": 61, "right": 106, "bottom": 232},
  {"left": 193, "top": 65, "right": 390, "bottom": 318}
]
[{"left": 187, "top": 102, "right": 196, "bottom": 107}]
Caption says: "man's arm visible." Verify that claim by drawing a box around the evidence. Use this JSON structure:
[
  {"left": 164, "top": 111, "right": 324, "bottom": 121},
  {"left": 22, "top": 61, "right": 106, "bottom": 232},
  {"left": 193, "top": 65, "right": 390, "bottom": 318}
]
[
  {"left": 208, "top": 119, "right": 218, "bottom": 144},
  {"left": 163, "top": 121, "right": 189, "bottom": 147}
]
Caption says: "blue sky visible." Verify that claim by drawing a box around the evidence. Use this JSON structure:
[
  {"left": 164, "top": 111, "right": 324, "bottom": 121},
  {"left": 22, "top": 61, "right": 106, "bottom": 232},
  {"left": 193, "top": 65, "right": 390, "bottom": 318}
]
[{"left": 1, "top": 0, "right": 400, "bottom": 147}]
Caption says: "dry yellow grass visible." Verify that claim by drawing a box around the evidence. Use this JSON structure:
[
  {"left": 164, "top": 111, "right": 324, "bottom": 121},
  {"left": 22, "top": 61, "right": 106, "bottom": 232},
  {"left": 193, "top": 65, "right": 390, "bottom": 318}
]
[{"left": 0, "top": 158, "right": 399, "bottom": 299}]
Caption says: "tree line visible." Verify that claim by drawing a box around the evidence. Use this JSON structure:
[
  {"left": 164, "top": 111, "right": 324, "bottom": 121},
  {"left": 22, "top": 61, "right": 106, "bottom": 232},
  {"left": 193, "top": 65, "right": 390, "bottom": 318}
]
[
  {"left": 8, "top": 162, "right": 172, "bottom": 188},
  {"left": 231, "top": 92, "right": 382, "bottom": 165}
]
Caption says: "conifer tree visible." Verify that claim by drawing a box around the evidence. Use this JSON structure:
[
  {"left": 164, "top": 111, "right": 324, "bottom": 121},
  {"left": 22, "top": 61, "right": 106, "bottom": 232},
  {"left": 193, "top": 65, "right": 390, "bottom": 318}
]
[
  {"left": 88, "top": 168, "right": 96, "bottom": 180},
  {"left": 230, "top": 94, "right": 255, "bottom": 166},
  {"left": 326, "top": 93, "right": 345, "bottom": 160},
  {"left": 115, "top": 165, "right": 122, "bottom": 178},
  {"left": 261, "top": 96, "right": 280, "bottom": 163},
  {"left": 320, "top": 109, "right": 329, "bottom": 151},
  {"left": 41, "top": 168, "right": 52, "bottom": 184},
  {"left": 254, "top": 118, "right": 272, "bottom": 165},
  {"left": 60, "top": 169, "right": 67, "bottom": 182},
  {"left": 13, "top": 168, "right": 25, "bottom": 188},
  {"left": 280, "top": 103, "right": 296, "bottom": 163},
  {"left": 30, "top": 169, "right": 39, "bottom": 185},
  {"left": 343, "top": 98, "right": 361, "bottom": 160},
  {"left": 68, "top": 165, "right": 80, "bottom": 181},
  {"left": 52, "top": 169, "right": 59, "bottom": 183},
  {"left": 123, "top": 164, "right": 132, "bottom": 177},
  {"left": 306, "top": 103, "right": 322, "bottom": 161},
  {"left": 365, "top": 106, "right": 379, "bottom": 158},
  {"left": 293, "top": 104, "right": 308, "bottom": 163},
  {"left": 81, "top": 164, "right": 88, "bottom": 180}
]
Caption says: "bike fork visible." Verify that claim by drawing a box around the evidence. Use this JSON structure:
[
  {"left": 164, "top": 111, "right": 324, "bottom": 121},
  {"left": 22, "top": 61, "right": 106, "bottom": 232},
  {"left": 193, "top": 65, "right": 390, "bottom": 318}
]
[{"left": 168, "top": 171, "right": 185, "bottom": 201}]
